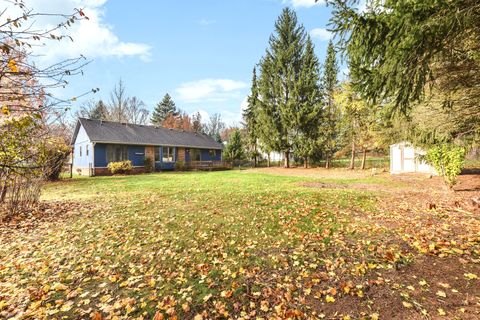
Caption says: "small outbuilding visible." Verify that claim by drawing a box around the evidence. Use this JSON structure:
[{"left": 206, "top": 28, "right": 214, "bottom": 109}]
[{"left": 390, "top": 142, "right": 437, "bottom": 175}]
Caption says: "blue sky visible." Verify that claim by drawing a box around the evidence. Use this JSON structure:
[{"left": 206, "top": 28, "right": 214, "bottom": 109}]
[{"left": 24, "top": 0, "right": 339, "bottom": 125}]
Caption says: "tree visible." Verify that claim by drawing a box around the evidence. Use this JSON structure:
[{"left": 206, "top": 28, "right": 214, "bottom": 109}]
[
  {"left": 205, "top": 113, "right": 225, "bottom": 143},
  {"left": 257, "top": 8, "right": 312, "bottom": 168},
  {"left": 151, "top": 93, "right": 178, "bottom": 125},
  {"left": 321, "top": 40, "right": 339, "bottom": 168},
  {"left": 191, "top": 112, "right": 204, "bottom": 133},
  {"left": 162, "top": 112, "right": 192, "bottom": 131},
  {"left": 75, "top": 100, "right": 108, "bottom": 120},
  {"left": 328, "top": 0, "right": 480, "bottom": 144},
  {"left": 224, "top": 129, "right": 244, "bottom": 161},
  {"left": 125, "top": 96, "right": 149, "bottom": 125},
  {"left": 243, "top": 67, "right": 260, "bottom": 166},
  {"left": 291, "top": 37, "right": 323, "bottom": 168},
  {"left": 0, "top": 1, "right": 94, "bottom": 215}
]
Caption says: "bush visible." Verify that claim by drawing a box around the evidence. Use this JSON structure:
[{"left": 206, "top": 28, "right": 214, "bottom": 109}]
[
  {"left": 144, "top": 157, "right": 154, "bottom": 173},
  {"left": 39, "top": 138, "right": 71, "bottom": 181},
  {"left": 174, "top": 161, "right": 186, "bottom": 171},
  {"left": 426, "top": 144, "right": 465, "bottom": 189},
  {"left": 107, "top": 160, "right": 133, "bottom": 175}
]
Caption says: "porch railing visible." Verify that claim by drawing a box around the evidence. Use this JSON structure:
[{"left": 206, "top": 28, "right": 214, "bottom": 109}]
[{"left": 183, "top": 160, "right": 232, "bottom": 170}]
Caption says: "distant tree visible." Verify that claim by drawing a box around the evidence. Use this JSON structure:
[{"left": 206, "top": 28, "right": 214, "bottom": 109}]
[
  {"left": 206, "top": 113, "right": 225, "bottom": 143},
  {"left": 125, "top": 96, "right": 149, "bottom": 125},
  {"left": 151, "top": 93, "right": 178, "bottom": 125},
  {"left": 224, "top": 129, "right": 244, "bottom": 161},
  {"left": 191, "top": 112, "right": 205, "bottom": 133},
  {"left": 108, "top": 79, "right": 129, "bottom": 123},
  {"left": 321, "top": 40, "right": 339, "bottom": 169},
  {"left": 75, "top": 100, "right": 108, "bottom": 120},
  {"left": 162, "top": 112, "right": 192, "bottom": 131}
]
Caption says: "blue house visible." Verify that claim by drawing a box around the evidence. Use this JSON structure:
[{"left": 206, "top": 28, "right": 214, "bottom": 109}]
[{"left": 71, "top": 118, "right": 223, "bottom": 175}]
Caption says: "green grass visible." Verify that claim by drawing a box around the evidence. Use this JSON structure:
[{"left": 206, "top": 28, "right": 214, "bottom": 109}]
[{"left": 0, "top": 171, "right": 391, "bottom": 318}]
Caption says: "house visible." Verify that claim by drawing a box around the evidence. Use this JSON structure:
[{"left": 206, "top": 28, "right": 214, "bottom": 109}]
[
  {"left": 71, "top": 118, "right": 223, "bottom": 175},
  {"left": 390, "top": 142, "right": 437, "bottom": 175}
]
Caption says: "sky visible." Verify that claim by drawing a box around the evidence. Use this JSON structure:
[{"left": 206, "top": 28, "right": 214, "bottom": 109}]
[{"left": 19, "top": 0, "right": 342, "bottom": 125}]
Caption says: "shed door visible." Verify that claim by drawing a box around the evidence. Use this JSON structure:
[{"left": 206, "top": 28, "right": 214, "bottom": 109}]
[
  {"left": 391, "top": 146, "right": 402, "bottom": 172},
  {"left": 403, "top": 147, "right": 416, "bottom": 172}
]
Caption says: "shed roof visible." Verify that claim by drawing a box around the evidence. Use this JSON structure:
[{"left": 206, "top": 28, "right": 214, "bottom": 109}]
[{"left": 71, "top": 118, "right": 223, "bottom": 150}]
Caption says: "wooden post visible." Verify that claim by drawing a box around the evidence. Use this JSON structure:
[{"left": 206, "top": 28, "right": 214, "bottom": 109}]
[
  {"left": 70, "top": 163, "right": 73, "bottom": 179},
  {"left": 349, "top": 140, "right": 356, "bottom": 170}
]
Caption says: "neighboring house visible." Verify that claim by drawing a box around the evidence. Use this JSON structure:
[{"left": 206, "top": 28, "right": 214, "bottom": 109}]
[
  {"left": 390, "top": 142, "right": 437, "bottom": 175},
  {"left": 71, "top": 118, "right": 223, "bottom": 175}
]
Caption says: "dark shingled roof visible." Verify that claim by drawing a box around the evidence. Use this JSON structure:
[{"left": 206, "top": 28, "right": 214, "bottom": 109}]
[{"left": 72, "top": 118, "right": 223, "bottom": 150}]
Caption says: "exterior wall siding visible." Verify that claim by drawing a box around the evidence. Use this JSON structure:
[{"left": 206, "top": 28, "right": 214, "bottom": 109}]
[{"left": 72, "top": 125, "right": 93, "bottom": 173}]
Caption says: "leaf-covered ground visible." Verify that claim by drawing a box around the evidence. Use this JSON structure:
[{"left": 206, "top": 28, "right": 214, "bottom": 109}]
[{"left": 0, "top": 169, "right": 479, "bottom": 319}]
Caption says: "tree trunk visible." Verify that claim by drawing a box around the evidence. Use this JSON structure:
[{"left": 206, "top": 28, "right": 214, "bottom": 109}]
[
  {"left": 253, "top": 145, "right": 258, "bottom": 168},
  {"left": 267, "top": 153, "right": 271, "bottom": 167},
  {"left": 284, "top": 151, "right": 290, "bottom": 168},
  {"left": 325, "top": 155, "right": 330, "bottom": 169},
  {"left": 361, "top": 148, "right": 367, "bottom": 170},
  {"left": 349, "top": 140, "right": 356, "bottom": 170},
  {"left": 304, "top": 157, "right": 308, "bottom": 168}
]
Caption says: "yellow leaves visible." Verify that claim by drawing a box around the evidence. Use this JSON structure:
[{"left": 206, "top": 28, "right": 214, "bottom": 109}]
[
  {"left": 402, "top": 301, "right": 413, "bottom": 308},
  {"left": 260, "top": 300, "right": 270, "bottom": 312},
  {"left": 181, "top": 303, "right": 190, "bottom": 312},
  {"left": 437, "top": 308, "right": 446, "bottom": 316},
  {"left": 436, "top": 290, "right": 447, "bottom": 298},
  {"left": 325, "top": 295, "right": 335, "bottom": 303},
  {"left": 7, "top": 59, "right": 18, "bottom": 72},
  {"left": 193, "top": 314, "right": 203, "bottom": 320},
  {"left": 148, "top": 278, "right": 156, "bottom": 287},
  {"left": 370, "top": 313, "right": 379, "bottom": 320},
  {"left": 464, "top": 273, "right": 478, "bottom": 280},
  {"left": 202, "top": 293, "right": 212, "bottom": 302},
  {"left": 52, "top": 282, "right": 68, "bottom": 291},
  {"left": 1, "top": 105, "right": 9, "bottom": 115},
  {"left": 109, "top": 274, "right": 119, "bottom": 282},
  {"left": 419, "top": 279, "right": 428, "bottom": 286},
  {"left": 0, "top": 300, "right": 8, "bottom": 311}
]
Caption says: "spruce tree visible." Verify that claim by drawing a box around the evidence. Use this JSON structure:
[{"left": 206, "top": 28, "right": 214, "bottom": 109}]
[
  {"left": 321, "top": 40, "right": 339, "bottom": 168},
  {"left": 292, "top": 36, "right": 323, "bottom": 168},
  {"left": 257, "top": 7, "right": 308, "bottom": 168},
  {"left": 243, "top": 67, "right": 260, "bottom": 167},
  {"left": 151, "top": 93, "right": 178, "bottom": 125}
]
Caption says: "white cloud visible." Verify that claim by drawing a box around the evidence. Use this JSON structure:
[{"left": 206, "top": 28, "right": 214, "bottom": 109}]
[
  {"left": 284, "top": 0, "right": 325, "bottom": 8},
  {"left": 19, "top": 0, "right": 151, "bottom": 62},
  {"left": 199, "top": 19, "right": 216, "bottom": 26},
  {"left": 240, "top": 96, "right": 249, "bottom": 112},
  {"left": 310, "top": 28, "right": 332, "bottom": 41},
  {"left": 176, "top": 79, "right": 248, "bottom": 103}
]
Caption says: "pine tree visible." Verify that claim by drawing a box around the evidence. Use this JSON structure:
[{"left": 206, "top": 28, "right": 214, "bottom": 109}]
[
  {"left": 257, "top": 8, "right": 308, "bottom": 168},
  {"left": 151, "top": 93, "right": 178, "bottom": 125},
  {"left": 243, "top": 67, "right": 260, "bottom": 166},
  {"left": 224, "top": 129, "right": 244, "bottom": 161},
  {"left": 321, "top": 40, "right": 339, "bottom": 169}
]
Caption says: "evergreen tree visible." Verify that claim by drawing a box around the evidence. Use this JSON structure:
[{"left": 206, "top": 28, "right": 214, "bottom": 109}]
[
  {"left": 243, "top": 67, "right": 260, "bottom": 166},
  {"left": 292, "top": 37, "right": 323, "bottom": 168},
  {"left": 151, "top": 93, "right": 178, "bottom": 125},
  {"left": 321, "top": 40, "right": 339, "bottom": 168},
  {"left": 90, "top": 100, "right": 108, "bottom": 120},
  {"left": 257, "top": 8, "right": 308, "bottom": 168},
  {"left": 224, "top": 129, "right": 244, "bottom": 161}
]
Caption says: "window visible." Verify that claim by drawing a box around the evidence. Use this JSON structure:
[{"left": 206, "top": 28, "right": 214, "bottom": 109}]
[
  {"left": 106, "top": 145, "right": 128, "bottom": 163},
  {"left": 154, "top": 147, "right": 160, "bottom": 162},
  {"left": 190, "top": 149, "right": 201, "bottom": 161},
  {"left": 79, "top": 146, "right": 82, "bottom": 157},
  {"left": 209, "top": 149, "right": 217, "bottom": 158},
  {"left": 86, "top": 145, "right": 89, "bottom": 157},
  {"left": 162, "top": 146, "right": 174, "bottom": 162}
]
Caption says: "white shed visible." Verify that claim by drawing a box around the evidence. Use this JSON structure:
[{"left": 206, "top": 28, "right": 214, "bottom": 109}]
[{"left": 390, "top": 142, "right": 437, "bottom": 175}]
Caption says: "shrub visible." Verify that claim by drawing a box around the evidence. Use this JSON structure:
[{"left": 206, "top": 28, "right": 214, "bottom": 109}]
[
  {"left": 39, "top": 138, "right": 71, "bottom": 181},
  {"left": 107, "top": 160, "right": 133, "bottom": 175},
  {"left": 174, "top": 161, "right": 186, "bottom": 171},
  {"left": 144, "top": 157, "right": 154, "bottom": 173},
  {"left": 425, "top": 144, "right": 465, "bottom": 189}
]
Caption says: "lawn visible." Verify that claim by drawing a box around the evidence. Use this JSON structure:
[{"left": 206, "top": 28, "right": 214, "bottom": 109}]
[{"left": 0, "top": 169, "right": 479, "bottom": 319}]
